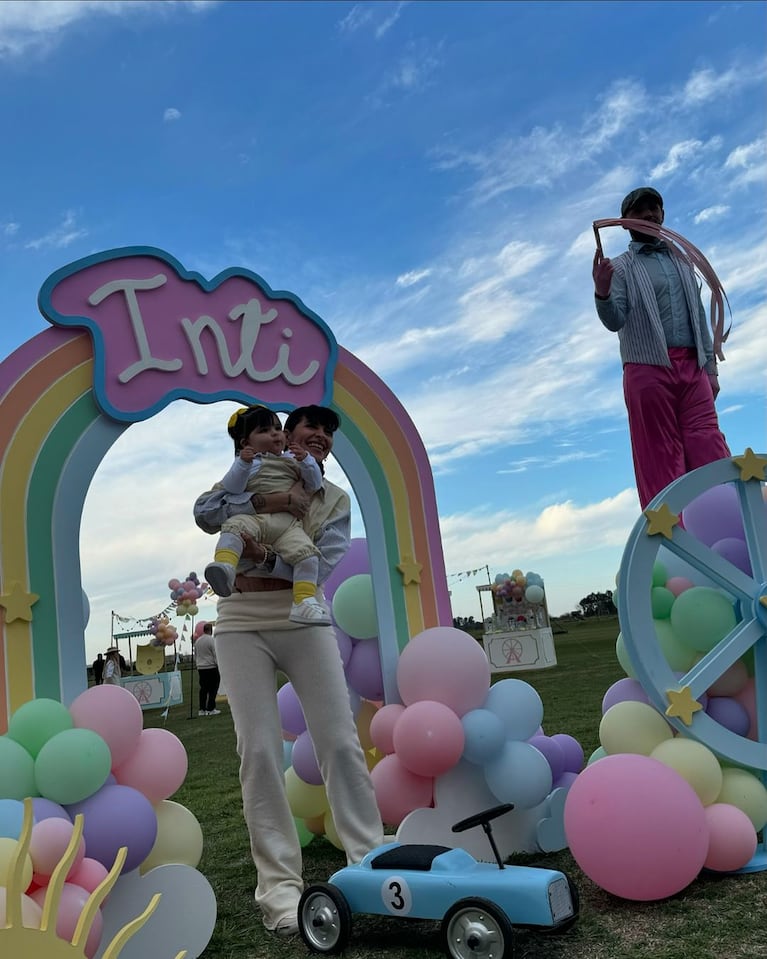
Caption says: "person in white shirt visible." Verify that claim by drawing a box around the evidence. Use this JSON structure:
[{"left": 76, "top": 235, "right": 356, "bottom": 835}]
[{"left": 194, "top": 622, "right": 221, "bottom": 716}]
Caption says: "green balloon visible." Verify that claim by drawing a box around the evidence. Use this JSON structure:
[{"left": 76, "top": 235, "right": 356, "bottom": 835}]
[
  {"left": 0, "top": 735, "right": 37, "bottom": 800},
  {"left": 651, "top": 561, "right": 668, "bottom": 587},
  {"left": 331, "top": 574, "right": 378, "bottom": 640},
  {"left": 294, "top": 817, "right": 315, "bottom": 848},
  {"left": 34, "top": 728, "right": 112, "bottom": 805},
  {"left": 670, "top": 587, "right": 737, "bottom": 653},
  {"left": 655, "top": 618, "right": 697, "bottom": 671},
  {"left": 7, "top": 698, "right": 73, "bottom": 758},
  {"left": 651, "top": 586, "right": 675, "bottom": 620}
]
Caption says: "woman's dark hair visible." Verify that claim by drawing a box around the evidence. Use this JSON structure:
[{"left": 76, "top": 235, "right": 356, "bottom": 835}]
[
  {"left": 227, "top": 405, "right": 282, "bottom": 454},
  {"left": 284, "top": 405, "right": 340, "bottom": 434}
]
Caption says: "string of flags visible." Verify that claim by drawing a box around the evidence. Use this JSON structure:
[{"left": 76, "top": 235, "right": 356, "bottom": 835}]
[{"left": 447, "top": 565, "right": 490, "bottom": 583}]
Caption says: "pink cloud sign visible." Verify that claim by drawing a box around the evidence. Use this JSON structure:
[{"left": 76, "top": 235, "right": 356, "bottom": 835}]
[{"left": 38, "top": 247, "right": 337, "bottom": 421}]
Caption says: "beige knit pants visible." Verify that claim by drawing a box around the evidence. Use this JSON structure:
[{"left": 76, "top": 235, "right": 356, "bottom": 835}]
[{"left": 214, "top": 625, "right": 384, "bottom": 930}]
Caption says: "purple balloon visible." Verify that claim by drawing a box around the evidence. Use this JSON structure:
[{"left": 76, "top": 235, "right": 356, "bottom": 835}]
[
  {"left": 528, "top": 735, "right": 566, "bottom": 782},
  {"left": 334, "top": 627, "right": 353, "bottom": 669},
  {"left": 550, "top": 734, "right": 584, "bottom": 774},
  {"left": 552, "top": 770, "right": 580, "bottom": 790},
  {"left": 682, "top": 485, "right": 744, "bottom": 546},
  {"left": 712, "top": 538, "right": 752, "bottom": 576},
  {"left": 601, "top": 678, "right": 651, "bottom": 714},
  {"left": 706, "top": 696, "right": 751, "bottom": 736},
  {"left": 291, "top": 731, "right": 323, "bottom": 786},
  {"left": 324, "top": 538, "right": 370, "bottom": 601},
  {"left": 31, "top": 797, "right": 72, "bottom": 823},
  {"left": 67, "top": 783, "right": 157, "bottom": 872},
  {"left": 345, "top": 640, "right": 384, "bottom": 701},
  {"left": 277, "top": 682, "right": 307, "bottom": 736}
]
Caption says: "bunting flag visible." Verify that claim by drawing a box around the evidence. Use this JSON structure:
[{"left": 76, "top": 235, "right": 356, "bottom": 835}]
[{"left": 447, "top": 565, "right": 490, "bottom": 583}]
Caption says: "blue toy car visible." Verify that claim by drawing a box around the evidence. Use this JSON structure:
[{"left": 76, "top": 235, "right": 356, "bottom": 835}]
[{"left": 298, "top": 803, "right": 578, "bottom": 958}]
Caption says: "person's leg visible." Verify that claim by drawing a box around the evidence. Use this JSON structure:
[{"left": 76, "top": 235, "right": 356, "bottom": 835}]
[
  {"left": 214, "top": 629, "right": 303, "bottom": 931},
  {"left": 198, "top": 669, "right": 208, "bottom": 713},
  {"left": 280, "top": 626, "right": 384, "bottom": 863},
  {"left": 206, "top": 666, "right": 221, "bottom": 712},
  {"left": 206, "top": 516, "right": 262, "bottom": 597},
  {"left": 676, "top": 356, "right": 731, "bottom": 471},
  {"left": 623, "top": 362, "right": 686, "bottom": 508}
]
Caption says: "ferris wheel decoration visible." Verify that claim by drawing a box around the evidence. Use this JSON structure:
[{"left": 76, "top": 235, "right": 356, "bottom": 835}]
[{"left": 618, "top": 449, "right": 767, "bottom": 773}]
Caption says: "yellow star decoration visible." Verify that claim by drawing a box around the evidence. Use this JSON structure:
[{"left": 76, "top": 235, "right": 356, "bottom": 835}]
[
  {"left": 643, "top": 503, "right": 680, "bottom": 540},
  {"left": 397, "top": 553, "right": 423, "bottom": 585},
  {"left": 732, "top": 448, "right": 767, "bottom": 482},
  {"left": 665, "top": 686, "right": 703, "bottom": 725},
  {"left": 0, "top": 581, "right": 40, "bottom": 622}
]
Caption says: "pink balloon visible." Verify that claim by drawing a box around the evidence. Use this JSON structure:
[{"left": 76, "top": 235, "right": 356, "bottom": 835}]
[
  {"left": 112, "top": 728, "right": 188, "bottom": 804},
  {"left": 564, "top": 754, "right": 708, "bottom": 900},
  {"left": 68, "top": 685, "right": 144, "bottom": 769},
  {"left": 666, "top": 576, "right": 694, "bottom": 597},
  {"left": 345, "top": 640, "right": 384, "bottom": 701},
  {"left": 396, "top": 627, "right": 490, "bottom": 716},
  {"left": 704, "top": 803, "right": 757, "bottom": 872},
  {"left": 392, "top": 701, "right": 465, "bottom": 778},
  {"left": 67, "top": 856, "right": 110, "bottom": 894},
  {"left": 29, "top": 818, "right": 85, "bottom": 878},
  {"left": 370, "top": 754, "right": 433, "bottom": 827},
  {"left": 370, "top": 703, "right": 405, "bottom": 755},
  {"left": 32, "top": 882, "right": 103, "bottom": 958}
]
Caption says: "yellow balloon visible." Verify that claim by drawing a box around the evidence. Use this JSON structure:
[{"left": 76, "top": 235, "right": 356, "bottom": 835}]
[
  {"left": 0, "top": 838, "right": 32, "bottom": 890},
  {"left": 285, "top": 767, "right": 328, "bottom": 819},
  {"left": 655, "top": 619, "right": 697, "bottom": 672},
  {"left": 650, "top": 738, "right": 723, "bottom": 806},
  {"left": 599, "top": 701, "right": 673, "bottom": 756},
  {"left": 615, "top": 632, "right": 637, "bottom": 679},
  {"left": 140, "top": 800, "right": 203, "bottom": 874},
  {"left": 355, "top": 700, "right": 378, "bottom": 752},
  {"left": 323, "top": 811, "right": 344, "bottom": 851},
  {"left": 716, "top": 767, "right": 767, "bottom": 831}
]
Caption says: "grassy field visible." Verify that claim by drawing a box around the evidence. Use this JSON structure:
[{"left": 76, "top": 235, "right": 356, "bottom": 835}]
[{"left": 144, "top": 617, "right": 766, "bottom": 959}]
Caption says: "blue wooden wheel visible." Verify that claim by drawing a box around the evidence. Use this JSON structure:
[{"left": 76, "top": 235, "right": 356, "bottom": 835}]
[{"left": 618, "top": 451, "right": 767, "bottom": 872}]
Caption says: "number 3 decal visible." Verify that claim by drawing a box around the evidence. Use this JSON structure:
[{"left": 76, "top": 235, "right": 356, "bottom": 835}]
[{"left": 381, "top": 875, "right": 413, "bottom": 915}]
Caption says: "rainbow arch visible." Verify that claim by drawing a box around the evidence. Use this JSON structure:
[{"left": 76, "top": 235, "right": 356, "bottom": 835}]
[{"left": 0, "top": 326, "right": 453, "bottom": 730}]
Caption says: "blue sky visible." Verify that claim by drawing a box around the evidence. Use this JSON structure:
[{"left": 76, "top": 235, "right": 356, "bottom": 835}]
[{"left": 1, "top": 0, "right": 765, "bottom": 661}]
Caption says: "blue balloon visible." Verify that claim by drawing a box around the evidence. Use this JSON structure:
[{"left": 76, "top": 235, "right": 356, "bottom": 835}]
[
  {"left": 484, "top": 679, "right": 544, "bottom": 741},
  {"left": 0, "top": 798, "right": 25, "bottom": 839},
  {"left": 461, "top": 709, "right": 506, "bottom": 765},
  {"left": 484, "top": 740, "right": 553, "bottom": 809}
]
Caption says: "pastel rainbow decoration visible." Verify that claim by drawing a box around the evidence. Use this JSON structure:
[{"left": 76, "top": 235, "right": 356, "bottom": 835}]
[{"left": 0, "top": 248, "right": 452, "bottom": 729}]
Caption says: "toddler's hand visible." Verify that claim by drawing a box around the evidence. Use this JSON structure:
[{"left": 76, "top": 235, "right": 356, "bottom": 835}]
[
  {"left": 288, "top": 442, "right": 307, "bottom": 461},
  {"left": 239, "top": 446, "right": 257, "bottom": 463}
]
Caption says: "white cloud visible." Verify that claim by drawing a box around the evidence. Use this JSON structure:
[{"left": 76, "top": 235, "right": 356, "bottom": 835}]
[
  {"left": 163, "top": 107, "right": 182, "bottom": 122},
  {"left": 678, "top": 65, "right": 749, "bottom": 106},
  {"left": 723, "top": 137, "right": 767, "bottom": 188},
  {"left": 338, "top": 4, "right": 375, "bottom": 34},
  {"left": 0, "top": 1, "right": 215, "bottom": 58},
  {"left": 650, "top": 139, "right": 704, "bottom": 178},
  {"left": 396, "top": 268, "right": 432, "bottom": 287},
  {"left": 338, "top": 1, "right": 408, "bottom": 38},
  {"left": 375, "top": 1, "right": 407, "bottom": 38},
  {"left": 24, "top": 211, "right": 87, "bottom": 250},
  {"left": 2, "top": 221, "right": 19, "bottom": 236},
  {"left": 694, "top": 204, "right": 729, "bottom": 224}
]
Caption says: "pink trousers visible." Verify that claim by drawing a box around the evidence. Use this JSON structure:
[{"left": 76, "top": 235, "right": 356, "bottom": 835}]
[{"left": 623, "top": 348, "right": 730, "bottom": 509}]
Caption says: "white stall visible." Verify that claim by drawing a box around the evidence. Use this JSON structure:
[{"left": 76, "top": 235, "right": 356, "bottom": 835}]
[{"left": 477, "top": 579, "right": 557, "bottom": 674}]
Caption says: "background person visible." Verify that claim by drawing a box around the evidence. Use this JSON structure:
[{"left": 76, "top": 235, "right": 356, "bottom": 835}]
[
  {"left": 102, "top": 646, "right": 122, "bottom": 685},
  {"left": 195, "top": 621, "right": 221, "bottom": 716},
  {"left": 92, "top": 652, "right": 104, "bottom": 685},
  {"left": 193, "top": 404, "right": 383, "bottom": 939},
  {"left": 592, "top": 186, "right": 730, "bottom": 508}
]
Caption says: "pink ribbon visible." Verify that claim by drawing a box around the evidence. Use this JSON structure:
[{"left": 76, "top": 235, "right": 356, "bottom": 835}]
[{"left": 593, "top": 217, "right": 731, "bottom": 361}]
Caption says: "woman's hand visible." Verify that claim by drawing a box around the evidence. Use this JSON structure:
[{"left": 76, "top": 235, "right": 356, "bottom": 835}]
[{"left": 287, "top": 481, "right": 311, "bottom": 518}]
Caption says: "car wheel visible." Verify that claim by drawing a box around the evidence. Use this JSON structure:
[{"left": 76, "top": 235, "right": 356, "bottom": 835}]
[
  {"left": 440, "top": 897, "right": 515, "bottom": 959},
  {"left": 298, "top": 883, "right": 353, "bottom": 954}
]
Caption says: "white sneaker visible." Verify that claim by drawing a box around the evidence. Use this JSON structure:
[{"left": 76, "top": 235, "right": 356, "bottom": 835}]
[
  {"left": 199, "top": 711, "right": 209, "bottom": 716},
  {"left": 289, "top": 598, "right": 331, "bottom": 625},
  {"left": 205, "top": 561, "right": 236, "bottom": 597},
  {"left": 208, "top": 708, "right": 221, "bottom": 715},
  {"left": 272, "top": 915, "right": 299, "bottom": 938}
]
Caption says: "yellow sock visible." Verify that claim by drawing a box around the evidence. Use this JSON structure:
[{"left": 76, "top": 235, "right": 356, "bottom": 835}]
[
  {"left": 293, "top": 581, "right": 316, "bottom": 604},
  {"left": 214, "top": 548, "right": 240, "bottom": 567}
]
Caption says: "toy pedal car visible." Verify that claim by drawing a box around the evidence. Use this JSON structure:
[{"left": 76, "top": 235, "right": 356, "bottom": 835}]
[{"left": 298, "top": 803, "right": 578, "bottom": 958}]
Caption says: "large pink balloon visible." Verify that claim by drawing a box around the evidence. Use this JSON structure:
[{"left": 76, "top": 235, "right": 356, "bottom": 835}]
[
  {"left": 32, "top": 882, "right": 103, "bottom": 958},
  {"left": 392, "top": 701, "right": 465, "bottom": 778},
  {"left": 68, "top": 684, "right": 143, "bottom": 769},
  {"left": 704, "top": 803, "right": 757, "bottom": 872},
  {"left": 564, "top": 754, "right": 708, "bottom": 900},
  {"left": 113, "top": 728, "right": 188, "bottom": 804},
  {"left": 396, "top": 627, "right": 490, "bottom": 716},
  {"left": 369, "top": 703, "right": 405, "bottom": 755},
  {"left": 370, "top": 754, "right": 433, "bottom": 827}
]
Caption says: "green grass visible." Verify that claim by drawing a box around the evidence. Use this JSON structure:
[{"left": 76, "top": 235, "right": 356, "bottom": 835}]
[{"left": 143, "top": 617, "right": 766, "bottom": 959}]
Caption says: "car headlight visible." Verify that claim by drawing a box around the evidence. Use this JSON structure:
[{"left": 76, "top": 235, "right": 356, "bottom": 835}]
[{"left": 548, "top": 878, "right": 574, "bottom": 922}]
